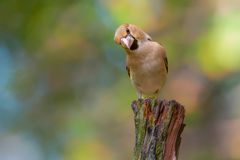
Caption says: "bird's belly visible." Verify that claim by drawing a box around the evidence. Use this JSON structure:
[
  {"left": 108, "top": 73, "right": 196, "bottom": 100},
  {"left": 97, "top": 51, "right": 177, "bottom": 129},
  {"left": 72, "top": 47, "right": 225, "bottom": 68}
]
[{"left": 131, "top": 67, "right": 167, "bottom": 95}]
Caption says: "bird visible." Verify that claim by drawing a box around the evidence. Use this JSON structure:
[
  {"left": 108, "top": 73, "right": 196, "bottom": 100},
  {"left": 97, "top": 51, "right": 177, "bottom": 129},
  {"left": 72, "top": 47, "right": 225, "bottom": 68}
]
[{"left": 114, "top": 23, "right": 168, "bottom": 99}]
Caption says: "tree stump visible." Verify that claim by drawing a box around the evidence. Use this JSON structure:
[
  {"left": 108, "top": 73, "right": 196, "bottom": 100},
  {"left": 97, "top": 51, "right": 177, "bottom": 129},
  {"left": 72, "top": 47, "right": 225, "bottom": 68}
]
[{"left": 131, "top": 98, "right": 185, "bottom": 160}]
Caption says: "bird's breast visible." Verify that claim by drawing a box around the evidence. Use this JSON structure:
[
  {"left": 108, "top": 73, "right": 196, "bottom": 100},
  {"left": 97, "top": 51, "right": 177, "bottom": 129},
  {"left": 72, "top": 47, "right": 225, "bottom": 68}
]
[{"left": 127, "top": 55, "right": 167, "bottom": 95}]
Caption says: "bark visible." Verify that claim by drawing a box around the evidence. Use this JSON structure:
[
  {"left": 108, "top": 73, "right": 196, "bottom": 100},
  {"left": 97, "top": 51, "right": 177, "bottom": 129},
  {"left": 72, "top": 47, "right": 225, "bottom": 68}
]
[{"left": 131, "top": 98, "right": 185, "bottom": 160}]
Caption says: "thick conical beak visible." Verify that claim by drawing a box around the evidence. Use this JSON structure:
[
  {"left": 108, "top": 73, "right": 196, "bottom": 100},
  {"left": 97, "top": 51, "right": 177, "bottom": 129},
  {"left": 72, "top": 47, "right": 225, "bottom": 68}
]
[{"left": 120, "top": 35, "right": 134, "bottom": 49}]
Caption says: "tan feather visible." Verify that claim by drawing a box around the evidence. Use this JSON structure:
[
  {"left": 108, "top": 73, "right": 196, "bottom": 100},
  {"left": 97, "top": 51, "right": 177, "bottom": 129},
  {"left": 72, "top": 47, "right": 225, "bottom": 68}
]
[{"left": 114, "top": 24, "right": 168, "bottom": 98}]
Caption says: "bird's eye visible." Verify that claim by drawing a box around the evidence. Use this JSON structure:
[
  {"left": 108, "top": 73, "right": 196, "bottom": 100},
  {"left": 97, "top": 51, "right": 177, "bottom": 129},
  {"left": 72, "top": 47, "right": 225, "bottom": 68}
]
[{"left": 126, "top": 28, "right": 130, "bottom": 34}]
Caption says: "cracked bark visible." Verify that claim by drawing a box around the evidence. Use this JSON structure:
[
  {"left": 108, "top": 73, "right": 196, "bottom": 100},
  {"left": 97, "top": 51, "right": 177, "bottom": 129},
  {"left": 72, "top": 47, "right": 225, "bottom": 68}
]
[{"left": 131, "top": 98, "right": 185, "bottom": 160}]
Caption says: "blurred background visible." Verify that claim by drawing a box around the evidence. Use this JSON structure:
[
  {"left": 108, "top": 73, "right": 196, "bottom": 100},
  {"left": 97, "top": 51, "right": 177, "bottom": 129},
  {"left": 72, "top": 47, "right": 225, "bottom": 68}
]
[{"left": 0, "top": 0, "right": 240, "bottom": 159}]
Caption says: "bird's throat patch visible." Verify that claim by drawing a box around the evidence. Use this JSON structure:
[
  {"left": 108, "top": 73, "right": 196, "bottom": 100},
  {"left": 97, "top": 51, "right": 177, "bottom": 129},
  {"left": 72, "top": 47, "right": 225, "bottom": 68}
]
[{"left": 130, "top": 39, "right": 138, "bottom": 50}]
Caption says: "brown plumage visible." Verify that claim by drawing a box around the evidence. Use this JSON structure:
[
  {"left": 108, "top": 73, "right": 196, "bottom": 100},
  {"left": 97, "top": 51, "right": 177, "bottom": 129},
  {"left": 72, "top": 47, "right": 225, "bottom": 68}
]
[{"left": 114, "top": 23, "right": 168, "bottom": 98}]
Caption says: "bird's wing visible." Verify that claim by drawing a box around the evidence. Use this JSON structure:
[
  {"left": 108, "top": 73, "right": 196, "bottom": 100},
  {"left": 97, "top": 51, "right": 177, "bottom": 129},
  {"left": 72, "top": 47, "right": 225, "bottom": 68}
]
[
  {"left": 126, "top": 66, "right": 131, "bottom": 78},
  {"left": 164, "top": 56, "right": 168, "bottom": 73},
  {"left": 154, "top": 42, "right": 168, "bottom": 73}
]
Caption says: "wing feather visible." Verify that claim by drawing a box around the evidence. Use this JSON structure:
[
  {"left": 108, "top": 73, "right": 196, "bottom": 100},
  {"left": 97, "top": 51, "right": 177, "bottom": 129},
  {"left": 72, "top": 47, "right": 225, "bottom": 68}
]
[
  {"left": 164, "top": 56, "right": 168, "bottom": 73},
  {"left": 126, "top": 66, "right": 130, "bottom": 77}
]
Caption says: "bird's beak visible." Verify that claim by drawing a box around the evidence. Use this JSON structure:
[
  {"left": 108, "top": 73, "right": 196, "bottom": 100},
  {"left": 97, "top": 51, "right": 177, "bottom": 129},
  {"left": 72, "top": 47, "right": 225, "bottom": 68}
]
[{"left": 120, "top": 35, "right": 134, "bottom": 49}]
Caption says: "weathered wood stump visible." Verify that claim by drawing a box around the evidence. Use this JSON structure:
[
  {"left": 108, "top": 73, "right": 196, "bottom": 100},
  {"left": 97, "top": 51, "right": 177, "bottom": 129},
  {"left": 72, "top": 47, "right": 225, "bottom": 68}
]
[{"left": 131, "top": 98, "right": 185, "bottom": 160}]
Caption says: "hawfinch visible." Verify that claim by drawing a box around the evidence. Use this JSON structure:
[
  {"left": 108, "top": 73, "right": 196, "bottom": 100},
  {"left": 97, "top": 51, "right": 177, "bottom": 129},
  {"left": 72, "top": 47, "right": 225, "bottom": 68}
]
[{"left": 114, "top": 23, "right": 168, "bottom": 99}]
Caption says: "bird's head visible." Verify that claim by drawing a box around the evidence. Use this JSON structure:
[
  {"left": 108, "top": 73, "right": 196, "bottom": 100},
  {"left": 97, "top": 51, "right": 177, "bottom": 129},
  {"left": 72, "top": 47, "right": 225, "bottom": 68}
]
[{"left": 114, "top": 23, "right": 152, "bottom": 52}]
